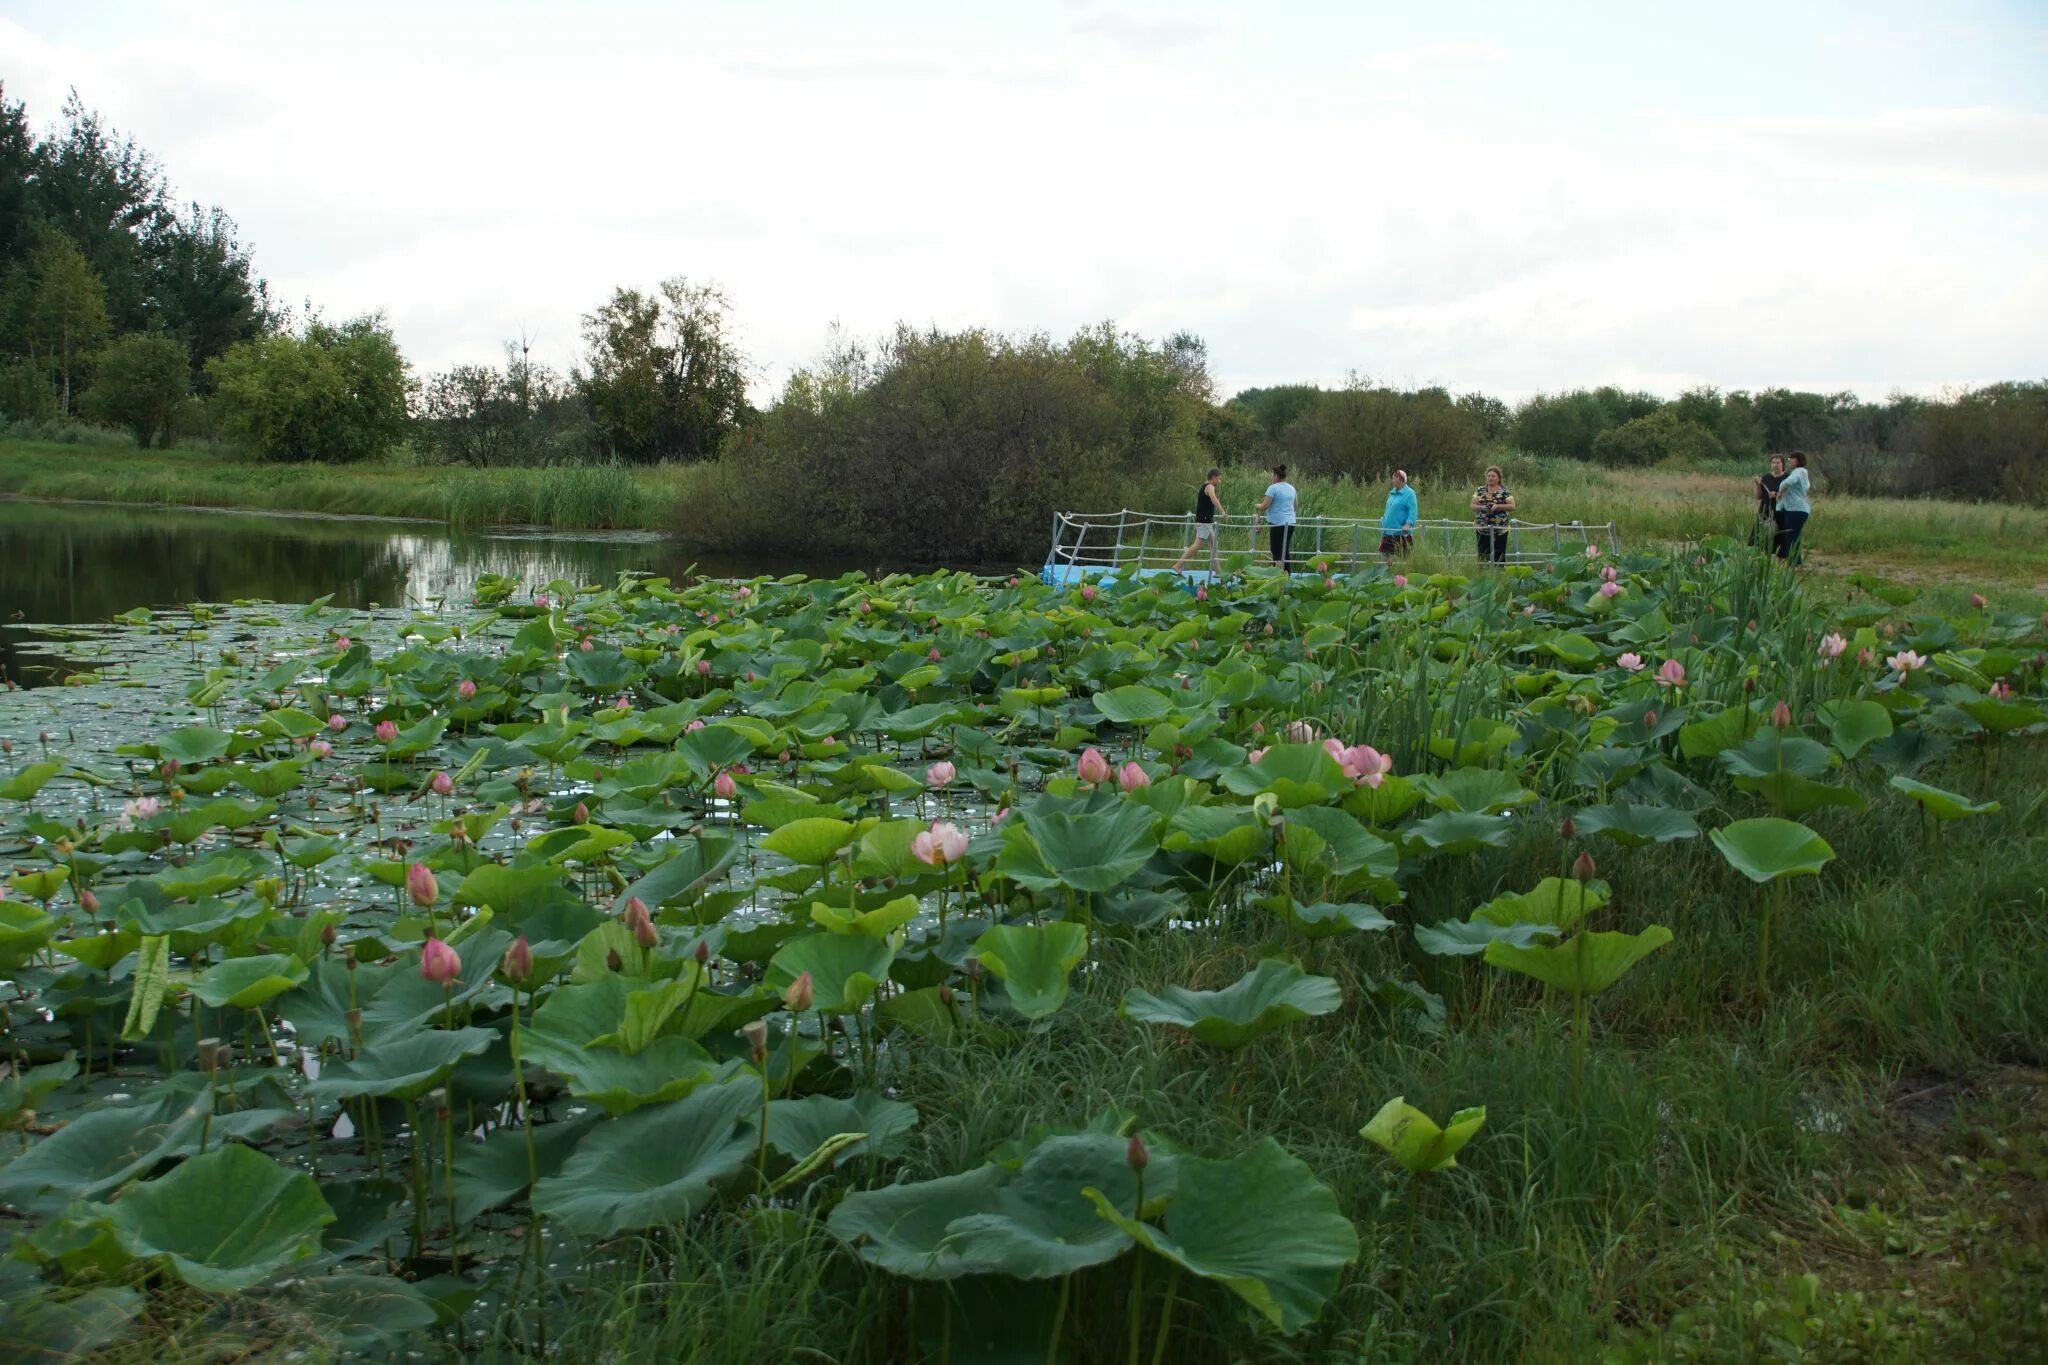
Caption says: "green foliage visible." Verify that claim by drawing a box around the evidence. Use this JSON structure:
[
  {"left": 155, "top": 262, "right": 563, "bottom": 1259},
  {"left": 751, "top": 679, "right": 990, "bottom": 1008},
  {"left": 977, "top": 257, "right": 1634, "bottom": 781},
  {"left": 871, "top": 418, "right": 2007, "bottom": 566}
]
[
  {"left": 1591, "top": 408, "right": 1728, "bottom": 467},
  {"left": 576, "top": 275, "right": 748, "bottom": 462},
  {"left": 81, "top": 332, "right": 188, "bottom": 446},
  {"left": 207, "top": 313, "right": 411, "bottom": 462},
  {"left": 415, "top": 343, "right": 594, "bottom": 467},
  {"left": 1512, "top": 386, "right": 1660, "bottom": 461},
  {"left": 1281, "top": 381, "right": 1484, "bottom": 488}
]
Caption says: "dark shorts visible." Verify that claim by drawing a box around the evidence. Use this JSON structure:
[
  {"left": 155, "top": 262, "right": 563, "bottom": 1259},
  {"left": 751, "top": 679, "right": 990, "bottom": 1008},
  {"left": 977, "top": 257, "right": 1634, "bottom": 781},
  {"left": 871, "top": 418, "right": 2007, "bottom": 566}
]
[{"left": 1379, "top": 533, "right": 1412, "bottom": 557}]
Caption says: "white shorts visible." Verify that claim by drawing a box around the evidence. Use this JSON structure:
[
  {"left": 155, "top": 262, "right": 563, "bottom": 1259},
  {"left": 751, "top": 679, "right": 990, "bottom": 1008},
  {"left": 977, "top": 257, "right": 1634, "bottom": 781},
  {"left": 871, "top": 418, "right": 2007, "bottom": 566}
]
[{"left": 1192, "top": 523, "right": 1217, "bottom": 542}]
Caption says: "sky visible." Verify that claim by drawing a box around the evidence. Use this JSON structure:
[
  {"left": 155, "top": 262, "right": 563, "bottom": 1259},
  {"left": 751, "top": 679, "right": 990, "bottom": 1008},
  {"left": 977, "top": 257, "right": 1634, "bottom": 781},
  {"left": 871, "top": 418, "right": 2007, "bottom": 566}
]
[{"left": 3, "top": 0, "right": 2044, "bottom": 403}]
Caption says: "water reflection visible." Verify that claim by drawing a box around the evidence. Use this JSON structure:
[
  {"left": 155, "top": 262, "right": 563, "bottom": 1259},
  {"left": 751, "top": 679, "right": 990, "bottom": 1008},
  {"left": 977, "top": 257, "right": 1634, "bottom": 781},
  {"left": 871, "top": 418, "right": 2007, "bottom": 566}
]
[{"left": 0, "top": 498, "right": 907, "bottom": 687}]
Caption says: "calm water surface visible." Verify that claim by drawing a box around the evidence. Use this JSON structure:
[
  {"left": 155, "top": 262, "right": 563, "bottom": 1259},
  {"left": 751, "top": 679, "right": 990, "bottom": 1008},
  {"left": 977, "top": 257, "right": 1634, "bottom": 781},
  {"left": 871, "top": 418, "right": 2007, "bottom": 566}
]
[{"left": 0, "top": 498, "right": 920, "bottom": 686}]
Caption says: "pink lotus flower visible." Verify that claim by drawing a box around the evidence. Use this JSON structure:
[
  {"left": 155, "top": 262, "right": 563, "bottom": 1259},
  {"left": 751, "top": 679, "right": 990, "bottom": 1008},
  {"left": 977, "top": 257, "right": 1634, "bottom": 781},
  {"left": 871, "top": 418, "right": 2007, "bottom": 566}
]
[
  {"left": 420, "top": 934, "right": 461, "bottom": 986},
  {"left": 1770, "top": 701, "right": 1793, "bottom": 729},
  {"left": 430, "top": 770, "right": 452, "bottom": 796},
  {"left": 1887, "top": 650, "right": 1927, "bottom": 674},
  {"left": 685, "top": 718, "right": 705, "bottom": 732},
  {"left": 1247, "top": 746, "right": 1270, "bottom": 764},
  {"left": 1818, "top": 633, "right": 1848, "bottom": 660},
  {"left": 335, "top": 635, "right": 350, "bottom": 650},
  {"left": 696, "top": 659, "right": 712, "bottom": 675},
  {"left": 992, "top": 806, "right": 1011, "bottom": 824},
  {"left": 1585, "top": 544, "right": 1601, "bottom": 559},
  {"left": 1657, "top": 659, "right": 1687, "bottom": 687},
  {"left": 503, "top": 935, "right": 533, "bottom": 981},
  {"left": 535, "top": 594, "right": 550, "bottom": 609},
  {"left": 1617, "top": 652, "right": 1644, "bottom": 672},
  {"left": 735, "top": 585, "right": 753, "bottom": 600},
  {"left": 1284, "top": 719, "right": 1317, "bottom": 744},
  {"left": 457, "top": 679, "right": 477, "bottom": 700},
  {"left": 580, "top": 638, "right": 595, "bottom": 652},
  {"left": 1393, "top": 575, "right": 1408, "bottom": 588},
  {"left": 928, "top": 647, "right": 941, "bottom": 662},
  {"left": 327, "top": 713, "right": 347, "bottom": 733},
  {"left": 1081, "top": 584, "right": 1098, "bottom": 602},
  {"left": 860, "top": 601, "right": 872, "bottom": 613},
  {"left": 1195, "top": 586, "right": 1207, "bottom": 601},
  {"left": 1077, "top": 747, "right": 1111, "bottom": 784},
  {"left": 926, "top": 761, "right": 956, "bottom": 789},
  {"left": 1324, "top": 577, "right": 1336, "bottom": 589},
  {"left": 310, "top": 739, "right": 332, "bottom": 760},
  {"left": 1990, "top": 679, "right": 2013, "bottom": 700},
  {"left": 1118, "top": 761, "right": 1151, "bottom": 792},
  {"left": 1007, "top": 576, "right": 1019, "bottom": 588},
  {"left": 714, "top": 769, "right": 737, "bottom": 799},
  {"left": 911, "top": 820, "right": 968, "bottom": 866},
  {"left": 1523, "top": 604, "right": 1536, "bottom": 617},
  {"left": 1601, "top": 565, "right": 1619, "bottom": 583},
  {"left": 1336, "top": 744, "right": 1394, "bottom": 787},
  {"left": 407, "top": 862, "right": 438, "bottom": 908},
  {"left": 624, "top": 896, "right": 657, "bottom": 949},
  {"left": 1970, "top": 593, "right": 1987, "bottom": 609},
  {"left": 1857, "top": 647, "right": 1875, "bottom": 668},
  {"left": 1598, "top": 581, "right": 1622, "bottom": 599},
  {"left": 375, "top": 720, "right": 398, "bottom": 744},
  {"left": 124, "top": 796, "right": 161, "bottom": 822}
]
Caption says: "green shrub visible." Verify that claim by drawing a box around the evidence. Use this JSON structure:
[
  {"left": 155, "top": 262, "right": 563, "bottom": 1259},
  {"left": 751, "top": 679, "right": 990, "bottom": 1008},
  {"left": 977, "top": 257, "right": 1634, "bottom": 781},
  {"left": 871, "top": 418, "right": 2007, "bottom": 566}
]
[
  {"left": 1590, "top": 409, "right": 1728, "bottom": 467},
  {"left": 1281, "top": 383, "right": 1485, "bottom": 488},
  {"left": 81, "top": 332, "right": 189, "bottom": 447},
  {"left": 207, "top": 313, "right": 410, "bottom": 462},
  {"left": 1513, "top": 387, "right": 1660, "bottom": 461},
  {"left": 1901, "top": 380, "right": 2048, "bottom": 504}
]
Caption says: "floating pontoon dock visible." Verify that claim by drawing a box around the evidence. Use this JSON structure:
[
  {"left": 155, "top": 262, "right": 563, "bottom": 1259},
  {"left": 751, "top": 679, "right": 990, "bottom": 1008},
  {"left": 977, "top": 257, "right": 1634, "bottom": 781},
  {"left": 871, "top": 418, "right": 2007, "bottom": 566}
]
[{"left": 1041, "top": 509, "right": 1621, "bottom": 586}]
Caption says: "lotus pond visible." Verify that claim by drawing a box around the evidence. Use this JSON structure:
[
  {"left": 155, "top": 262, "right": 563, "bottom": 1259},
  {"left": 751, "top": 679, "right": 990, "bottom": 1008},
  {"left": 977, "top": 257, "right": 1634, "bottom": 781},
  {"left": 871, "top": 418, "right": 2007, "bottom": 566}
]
[{"left": 0, "top": 542, "right": 2043, "bottom": 1361}]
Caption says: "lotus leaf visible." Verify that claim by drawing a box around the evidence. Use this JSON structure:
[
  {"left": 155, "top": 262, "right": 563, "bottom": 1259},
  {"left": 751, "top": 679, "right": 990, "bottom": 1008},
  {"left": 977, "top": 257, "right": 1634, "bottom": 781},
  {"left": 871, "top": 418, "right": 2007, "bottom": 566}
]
[
  {"left": 312, "top": 1028, "right": 498, "bottom": 1102},
  {"left": 1888, "top": 776, "right": 2001, "bottom": 822},
  {"left": 190, "top": 952, "right": 308, "bottom": 1009},
  {"left": 1121, "top": 958, "right": 1340, "bottom": 1049},
  {"left": 1709, "top": 818, "right": 1837, "bottom": 882},
  {"left": 1013, "top": 802, "right": 1159, "bottom": 894},
  {"left": 1571, "top": 803, "right": 1700, "bottom": 846},
  {"left": 969, "top": 921, "right": 1088, "bottom": 1019},
  {"left": 760, "top": 817, "right": 858, "bottom": 865},
  {"left": 766, "top": 933, "right": 895, "bottom": 1013},
  {"left": 531, "top": 1077, "right": 757, "bottom": 1236},
  {"left": 1483, "top": 925, "right": 1674, "bottom": 996},
  {"left": 761, "top": 1091, "right": 920, "bottom": 1165},
  {"left": 96, "top": 1144, "right": 332, "bottom": 1291},
  {"left": 1361, "top": 1096, "right": 1486, "bottom": 1174}
]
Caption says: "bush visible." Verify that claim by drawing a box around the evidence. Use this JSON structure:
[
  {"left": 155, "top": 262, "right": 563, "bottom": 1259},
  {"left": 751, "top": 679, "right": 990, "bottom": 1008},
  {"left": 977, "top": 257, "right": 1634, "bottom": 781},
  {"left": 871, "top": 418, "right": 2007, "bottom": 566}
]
[
  {"left": 720, "top": 324, "right": 1197, "bottom": 562},
  {"left": 0, "top": 358, "right": 56, "bottom": 421},
  {"left": 81, "top": 332, "right": 188, "bottom": 447},
  {"left": 207, "top": 313, "right": 410, "bottom": 462},
  {"left": 1590, "top": 409, "right": 1728, "bottom": 467},
  {"left": 416, "top": 350, "right": 594, "bottom": 467},
  {"left": 1281, "top": 384, "right": 1484, "bottom": 488},
  {"left": 1512, "top": 387, "right": 1660, "bottom": 461},
  {"left": 1900, "top": 381, "right": 2048, "bottom": 504}
]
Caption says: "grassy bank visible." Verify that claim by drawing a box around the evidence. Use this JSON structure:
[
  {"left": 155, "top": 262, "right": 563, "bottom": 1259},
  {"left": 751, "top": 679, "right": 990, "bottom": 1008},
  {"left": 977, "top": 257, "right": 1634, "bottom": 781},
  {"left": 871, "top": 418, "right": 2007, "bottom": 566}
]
[{"left": 8, "top": 436, "right": 2047, "bottom": 592}]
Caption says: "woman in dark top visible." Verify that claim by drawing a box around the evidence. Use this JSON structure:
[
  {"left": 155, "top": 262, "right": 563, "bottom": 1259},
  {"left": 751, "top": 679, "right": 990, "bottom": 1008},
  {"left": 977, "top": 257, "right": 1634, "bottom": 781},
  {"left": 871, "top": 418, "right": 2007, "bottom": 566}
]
[
  {"left": 1171, "top": 467, "right": 1226, "bottom": 578},
  {"left": 1470, "top": 465, "right": 1514, "bottom": 564},
  {"left": 1752, "top": 454, "right": 1785, "bottom": 549}
]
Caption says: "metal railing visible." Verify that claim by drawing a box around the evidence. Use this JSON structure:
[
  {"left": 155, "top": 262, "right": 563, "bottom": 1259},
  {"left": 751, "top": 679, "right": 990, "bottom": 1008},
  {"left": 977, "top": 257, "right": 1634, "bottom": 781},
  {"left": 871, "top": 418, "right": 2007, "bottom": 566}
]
[{"left": 1042, "top": 509, "right": 1620, "bottom": 582}]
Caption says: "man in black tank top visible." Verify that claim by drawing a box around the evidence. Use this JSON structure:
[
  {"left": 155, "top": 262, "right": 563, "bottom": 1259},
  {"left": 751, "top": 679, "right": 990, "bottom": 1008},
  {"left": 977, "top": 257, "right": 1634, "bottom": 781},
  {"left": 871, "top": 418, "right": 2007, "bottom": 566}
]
[{"left": 1172, "top": 467, "right": 1227, "bottom": 579}]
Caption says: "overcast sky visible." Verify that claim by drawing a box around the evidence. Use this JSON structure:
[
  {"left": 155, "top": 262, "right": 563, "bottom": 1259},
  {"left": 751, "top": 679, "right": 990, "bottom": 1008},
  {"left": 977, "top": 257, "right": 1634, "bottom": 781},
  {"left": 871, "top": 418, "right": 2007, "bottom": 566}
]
[{"left": 4, "top": 0, "right": 2044, "bottom": 402}]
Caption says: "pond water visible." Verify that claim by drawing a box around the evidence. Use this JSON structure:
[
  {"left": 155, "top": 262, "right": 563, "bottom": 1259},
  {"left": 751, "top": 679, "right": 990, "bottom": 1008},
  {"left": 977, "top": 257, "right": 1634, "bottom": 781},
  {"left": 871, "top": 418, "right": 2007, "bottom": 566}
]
[{"left": 0, "top": 498, "right": 902, "bottom": 687}]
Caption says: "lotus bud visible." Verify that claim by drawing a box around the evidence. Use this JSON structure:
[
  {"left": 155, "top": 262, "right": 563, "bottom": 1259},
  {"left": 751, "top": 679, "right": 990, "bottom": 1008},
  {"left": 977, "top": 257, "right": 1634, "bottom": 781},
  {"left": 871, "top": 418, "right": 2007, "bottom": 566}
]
[
  {"left": 320, "top": 922, "right": 336, "bottom": 947},
  {"left": 79, "top": 887, "right": 99, "bottom": 915},
  {"left": 160, "top": 758, "right": 180, "bottom": 780},
  {"left": 407, "top": 862, "right": 438, "bottom": 908},
  {"left": 928, "top": 647, "right": 941, "bottom": 662},
  {"left": 1077, "top": 747, "right": 1111, "bottom": 784},
  {"left": 926, "top": 761, "right": 956, "bottom": 789},
  {"left": 743, "top": 1018, "right": 769, "bottom": 1062},
  {"left": 1394, "top": 574, "right": 1408, "bottom": 588},
  {"left": 310, "top": 738, "right": 332, "bottom": 759},
  {"left": 1971, "top": 593, "right": 1987, "bottom": 609},
  {"left": 1126, "top": 1133, "right": 1149, "bottom": 1172},
  {"left": 696, "top": 658, "right": 713, "bottom": 676},
  {"left": 456, "top": 678, "right": 478, "bottom": 701},
  {"left": 420, "top": 933, "right": 461, "bottom": 985},
  {"left": 695, "top": 939, "right": 710, "bottom": 965},
  {"left": 939, "top": 985, "right": 955, "bottom": 1004},
  {"left": 574, "top": 801, "right": 590, "bottom": 825},
  {"left": 1990, "top": 679, "right": 2012, "bottom": 701},
  {"left": 1770, "top": 701, "right": 1793, "bottom": 729},
  {"left": 502, "top": 935, "right": 534, "bottom": 982},
  {"left": 1081, "top": 584, "right": 1098, "bottom": 602},
  {"left": 964, "top": 954, "right": 983, "bottom": 981},
  {"left": 785, "top": 970, "right": 815, "bottom": 1012},
  {"left": 1118, "top": 761, "right": 1150, "bottom": 792},
  {"left": 1560, "top": 817, "right": 1575, "bottom": 841},
  {"left": 606, "top": 948, "right": 623, "bottom": 972},
  {"left": 425, "top": 770, "right": 452, "bottom": 798},
  {"left": 1572, "top": 851, "right": 1597, "bottom": 882},
  {"left": 625, "top": 896, "right": 657, "bottom": 948},
  {"left": 335, "top": 636, "right": 350, "bottom": 649},
  {"left": 1643, "top": 710, "right": 1658, "bottom": 728},
  {"left": 714, "top": 769, "right": 737, "bottom": 800},
  {"left": 375, "top": 720, "right": 398, "bottom": 744}
]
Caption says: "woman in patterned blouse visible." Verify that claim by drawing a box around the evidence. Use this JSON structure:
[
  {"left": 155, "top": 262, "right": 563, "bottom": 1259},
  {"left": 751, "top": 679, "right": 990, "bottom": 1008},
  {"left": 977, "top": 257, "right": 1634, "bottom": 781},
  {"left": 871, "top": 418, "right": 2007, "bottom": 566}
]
[{"left": 1471, "top": 465, "right": 1515, "bottom": 564}]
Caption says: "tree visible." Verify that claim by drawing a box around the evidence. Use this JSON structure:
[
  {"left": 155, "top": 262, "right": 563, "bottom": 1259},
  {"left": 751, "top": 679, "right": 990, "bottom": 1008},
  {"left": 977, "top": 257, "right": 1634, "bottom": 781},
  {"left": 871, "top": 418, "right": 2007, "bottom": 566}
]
[
  {"left": 1228, "top": 385, "right": 1324, "bottom": 443},
  {"left": 1590, "top": 409, "right": 1727, "bottom": 467},
  {"left": 416, "top": 342, "right": 589, "bottom": 466},
  {"left": 208, "top": 313, "right": 411, "bottom": 462},
  {"left": 147, "top": 204, "right": 269, "bottom": 384},
  {"left": 1512, "top": 387, "right": 1659, "bottom": 460},
  {"left": 18, "top": 230, "right": 110, "bottom": 413},
  {"left": 0, "top": 85, "right": 34, "bottom": 273},
  {"left": 26, "top": 91, "right": 172, "bottom": 332},
  {"left": 1455, "top": 390, "right": 1511, "bottom": 441},
  {"left": 577, "top": 276, "right": 749, "bottom": 461},
  {"left": 82, "top": 332, "right": 189, "bottom": 446},
  {"left": 1281, "top": 381, "right": 1484, "bottom": 486}
]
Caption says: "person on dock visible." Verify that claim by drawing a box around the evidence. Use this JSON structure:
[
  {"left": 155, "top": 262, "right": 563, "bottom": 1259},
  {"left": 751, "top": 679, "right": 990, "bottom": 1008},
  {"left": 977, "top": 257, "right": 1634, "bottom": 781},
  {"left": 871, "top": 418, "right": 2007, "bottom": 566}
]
[
  {"left": 1255, "top": 463, "right": 1298, "bottom": 572},
  {"left": 1172, "top": 467, "right": 1228, "bottom": 578},
  {"left": 1379, "top": 469, "right": 1418, "bottom": 564},
  {"left": 1752, "top": 453, "right": 1786, "bottom": 551},
  {"left": 1771, "top": 450, "right": 1811, "bottom": 563},
  {"left": 1471, "top": 465, "right": 1515, "bottom": 565}
]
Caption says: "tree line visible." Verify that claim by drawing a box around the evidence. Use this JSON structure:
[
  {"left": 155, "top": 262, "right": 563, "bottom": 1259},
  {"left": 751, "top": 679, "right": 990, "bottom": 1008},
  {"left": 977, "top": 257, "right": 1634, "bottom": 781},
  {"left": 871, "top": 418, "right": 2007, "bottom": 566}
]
[{"left": 2, "top": 86, "right": 2041, "bottom": 517}]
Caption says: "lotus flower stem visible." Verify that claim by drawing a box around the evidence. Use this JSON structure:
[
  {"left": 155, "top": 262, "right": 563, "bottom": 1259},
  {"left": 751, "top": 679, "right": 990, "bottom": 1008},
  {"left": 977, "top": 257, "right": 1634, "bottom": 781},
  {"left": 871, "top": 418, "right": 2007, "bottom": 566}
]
[
  {"left": 1127, "top": 1247, "right": 1146, "bottom": 1365},
  {"left": 1045, "top": 1273, "right": 1071, "bottom": 1365},
  {"left": 254, "top": 1006, "right": 284, "bottom": 1070},
  {"left": 441, "top": 1094, "right": 460, "bottom": 1273},
  {"left": 1148, "top": 1267, "right": 1183, "bottom": 1365},
  {"left": 409, "top": 1098, "right": 429, "bottom": 1255},
  {"left": 1399, "top": 1175, "right": 1420, "bottom": 1309}
]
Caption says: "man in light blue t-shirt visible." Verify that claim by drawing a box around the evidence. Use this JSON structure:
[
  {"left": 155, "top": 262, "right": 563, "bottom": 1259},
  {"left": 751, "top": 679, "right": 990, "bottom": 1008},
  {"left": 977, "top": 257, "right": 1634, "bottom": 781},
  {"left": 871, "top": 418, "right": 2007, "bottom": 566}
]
[
  {"left": 1255, "top": 463, "right": 1298, "bottom": 572},
  {"left": 1379, "top": 469, "right": 1418, "bottom": 563}
]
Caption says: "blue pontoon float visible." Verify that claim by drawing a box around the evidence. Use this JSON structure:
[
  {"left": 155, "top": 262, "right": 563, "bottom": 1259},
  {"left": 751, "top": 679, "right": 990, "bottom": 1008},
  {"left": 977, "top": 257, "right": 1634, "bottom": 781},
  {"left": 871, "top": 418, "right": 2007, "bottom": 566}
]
[{"left": 1040, "top": 509, "right": 1621, "bottom": 587}]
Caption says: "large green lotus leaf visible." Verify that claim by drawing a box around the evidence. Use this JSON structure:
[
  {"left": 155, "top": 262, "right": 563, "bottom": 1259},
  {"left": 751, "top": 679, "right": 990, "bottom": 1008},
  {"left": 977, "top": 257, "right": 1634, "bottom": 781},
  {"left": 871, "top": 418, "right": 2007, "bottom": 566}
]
[
  {"left": 1283, "top": 805, "right": 1398, "bottom": 879},
  {"left": 524, "top": 823, "right": 634, "bottom": 866},
  {"left": 1483, "top": 925, "right": 1674, "bottom": 996},
  {"left": 827, "top": 1164, "right": 1010, "bottom": 1280},
  {"left": 1412, "top": 767, "right": 1535, "bottom": 814},
  {"left": 452, "top": 863, "right": 582, "bottom": 922},
  {"left": 520, "top": 1035, "right": 740, "bottom": 1117},
  {"left": 1718, "top": 731, "right": 1833, "bottom": 780},
  {"left": 1733, "top": 771, "right": 1869, "bottom": 818},
  {"left": 1121, "top": 959, "right": 1341, "bottom": 1050},
  {"left": 1341, "top": 773, "right": 1423, "bottom": 826},
  {"left": 230, "top": 758, "right": 304, "bottom": 799},
  {"left": 610, "top": 836, "right": 741, "bottom": 913},
  {"left": 311, "top": 1028, "right": 498, "bottom": 1102},
  {"left": 1676, "top": 705, "right": 1754, "bottom": 761},
  {"left": 531, "top": 1077, "right": 757, "bottom": 1237},
  {"left": 1709, "top": 817, "right": 1837, "bottom": 882},
  {"left": 850, "top": 820, "right": 931, "bottom": 881},
  {"left": 811, "top": 894, "right": 920, "bottom": 940},
  {"left": 0, "top": 761, "right": 63, "bottom": 802},
  {"left": 1162, "top": 806, "right": 1268, "bottom": 866},
  {"left": 1413, "top": 917, "right": 1558, "bottom": 957},
  {"left": 1091, "top": 684, "right": 1174, "bottom": 725},
  {"left": 876, "top": 703, "right": 968, "bottom": 741},
  {"left": 1084, "top": 1138, "right": 1357, "bottom": 1334},
  {"left": 1818, "top": 699, "right": 1893, "bottom": 759},
  {"left": 1571, "top": 803, "right": 1700, "bottom": 847},
  {"left": 146, "top": 849, "right": 271, "bottom": 900},
  {"left": 1218, "top": 743, "right": 1346, "bottom": 807},
  {"left": 156, "top": 725, "right": 234, "bottom": 765},
  {"left": 0, "top": 900, "right": 56, "bottom": 967},
  {"left": 1956, "top": 696, "right": 2047, "bottom": 735},
  {"left": 0, "top": 1076, "right": 211, "bottom": 1207},
  {"left": 451, "top": 1112, "right": 598, "bottom": 1224},
  {"left": 189, "top": 953, "right": 309, "bottom": 1009},
  {"left": 741, "top": 797, "right": 851, "bottom": 831},
  {"left": 1361, "top": 1097, "right": 1486, "bottom": 1174},
  {"left": 1268, "top": 898, "right": 1394, "bottom": 941},
  {"left": 1887, "top": 776, "right": 2001, "bottom": 822},
  {"left": 265, "top": 1274, "right": 439, "bottom": 1351},
  {"left": 1404, "top": 810, "right": 1513, "bottom": 855},
  {"left": 761, "top": 1091, "right": 920, "bottom": 1165},
  {"left": 760, "top": 818, "right": 858, "bottom": 866},
  {"left": 1017, "top": 802, "right": 1158, "bottom": 894},
  {"left": 7, "top": 866, "right": 68, "bottom": 903},
  {"left": 1469, "top": 877, "right": 1609, "bottom": 931},
  {"left": 766, "top": 933, "right": 894, "bottom": 1013},
  {"left": 970, "top": 922, "right": 1088, "bottom": 1019},
  {"left": 1540, "top": 631, "right": 1602, "bottom": 665},
  {"left": 103, "top": 1143, "right": 333, "bottom": 1292}
]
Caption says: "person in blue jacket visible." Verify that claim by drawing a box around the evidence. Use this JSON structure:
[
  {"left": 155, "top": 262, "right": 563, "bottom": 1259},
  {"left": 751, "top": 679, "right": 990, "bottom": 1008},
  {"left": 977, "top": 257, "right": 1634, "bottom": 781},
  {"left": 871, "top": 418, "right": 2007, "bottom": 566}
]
[
  {"left": 1771, "top": 450, "right": 1812, "bottom": 563},
  {"left": 1379, "top": 469, "right": 1418, "bottom": 564}
]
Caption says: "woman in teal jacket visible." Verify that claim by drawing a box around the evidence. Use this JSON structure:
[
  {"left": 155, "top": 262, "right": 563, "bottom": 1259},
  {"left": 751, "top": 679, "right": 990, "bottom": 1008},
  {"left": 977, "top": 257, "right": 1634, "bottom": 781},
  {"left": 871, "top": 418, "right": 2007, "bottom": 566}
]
[
  {"left": 1379, "top": 470, "right": 1418, "bottom": 564},
  {"left": 1771, "top": 451, "right": 1812, "bottom": 563}
]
